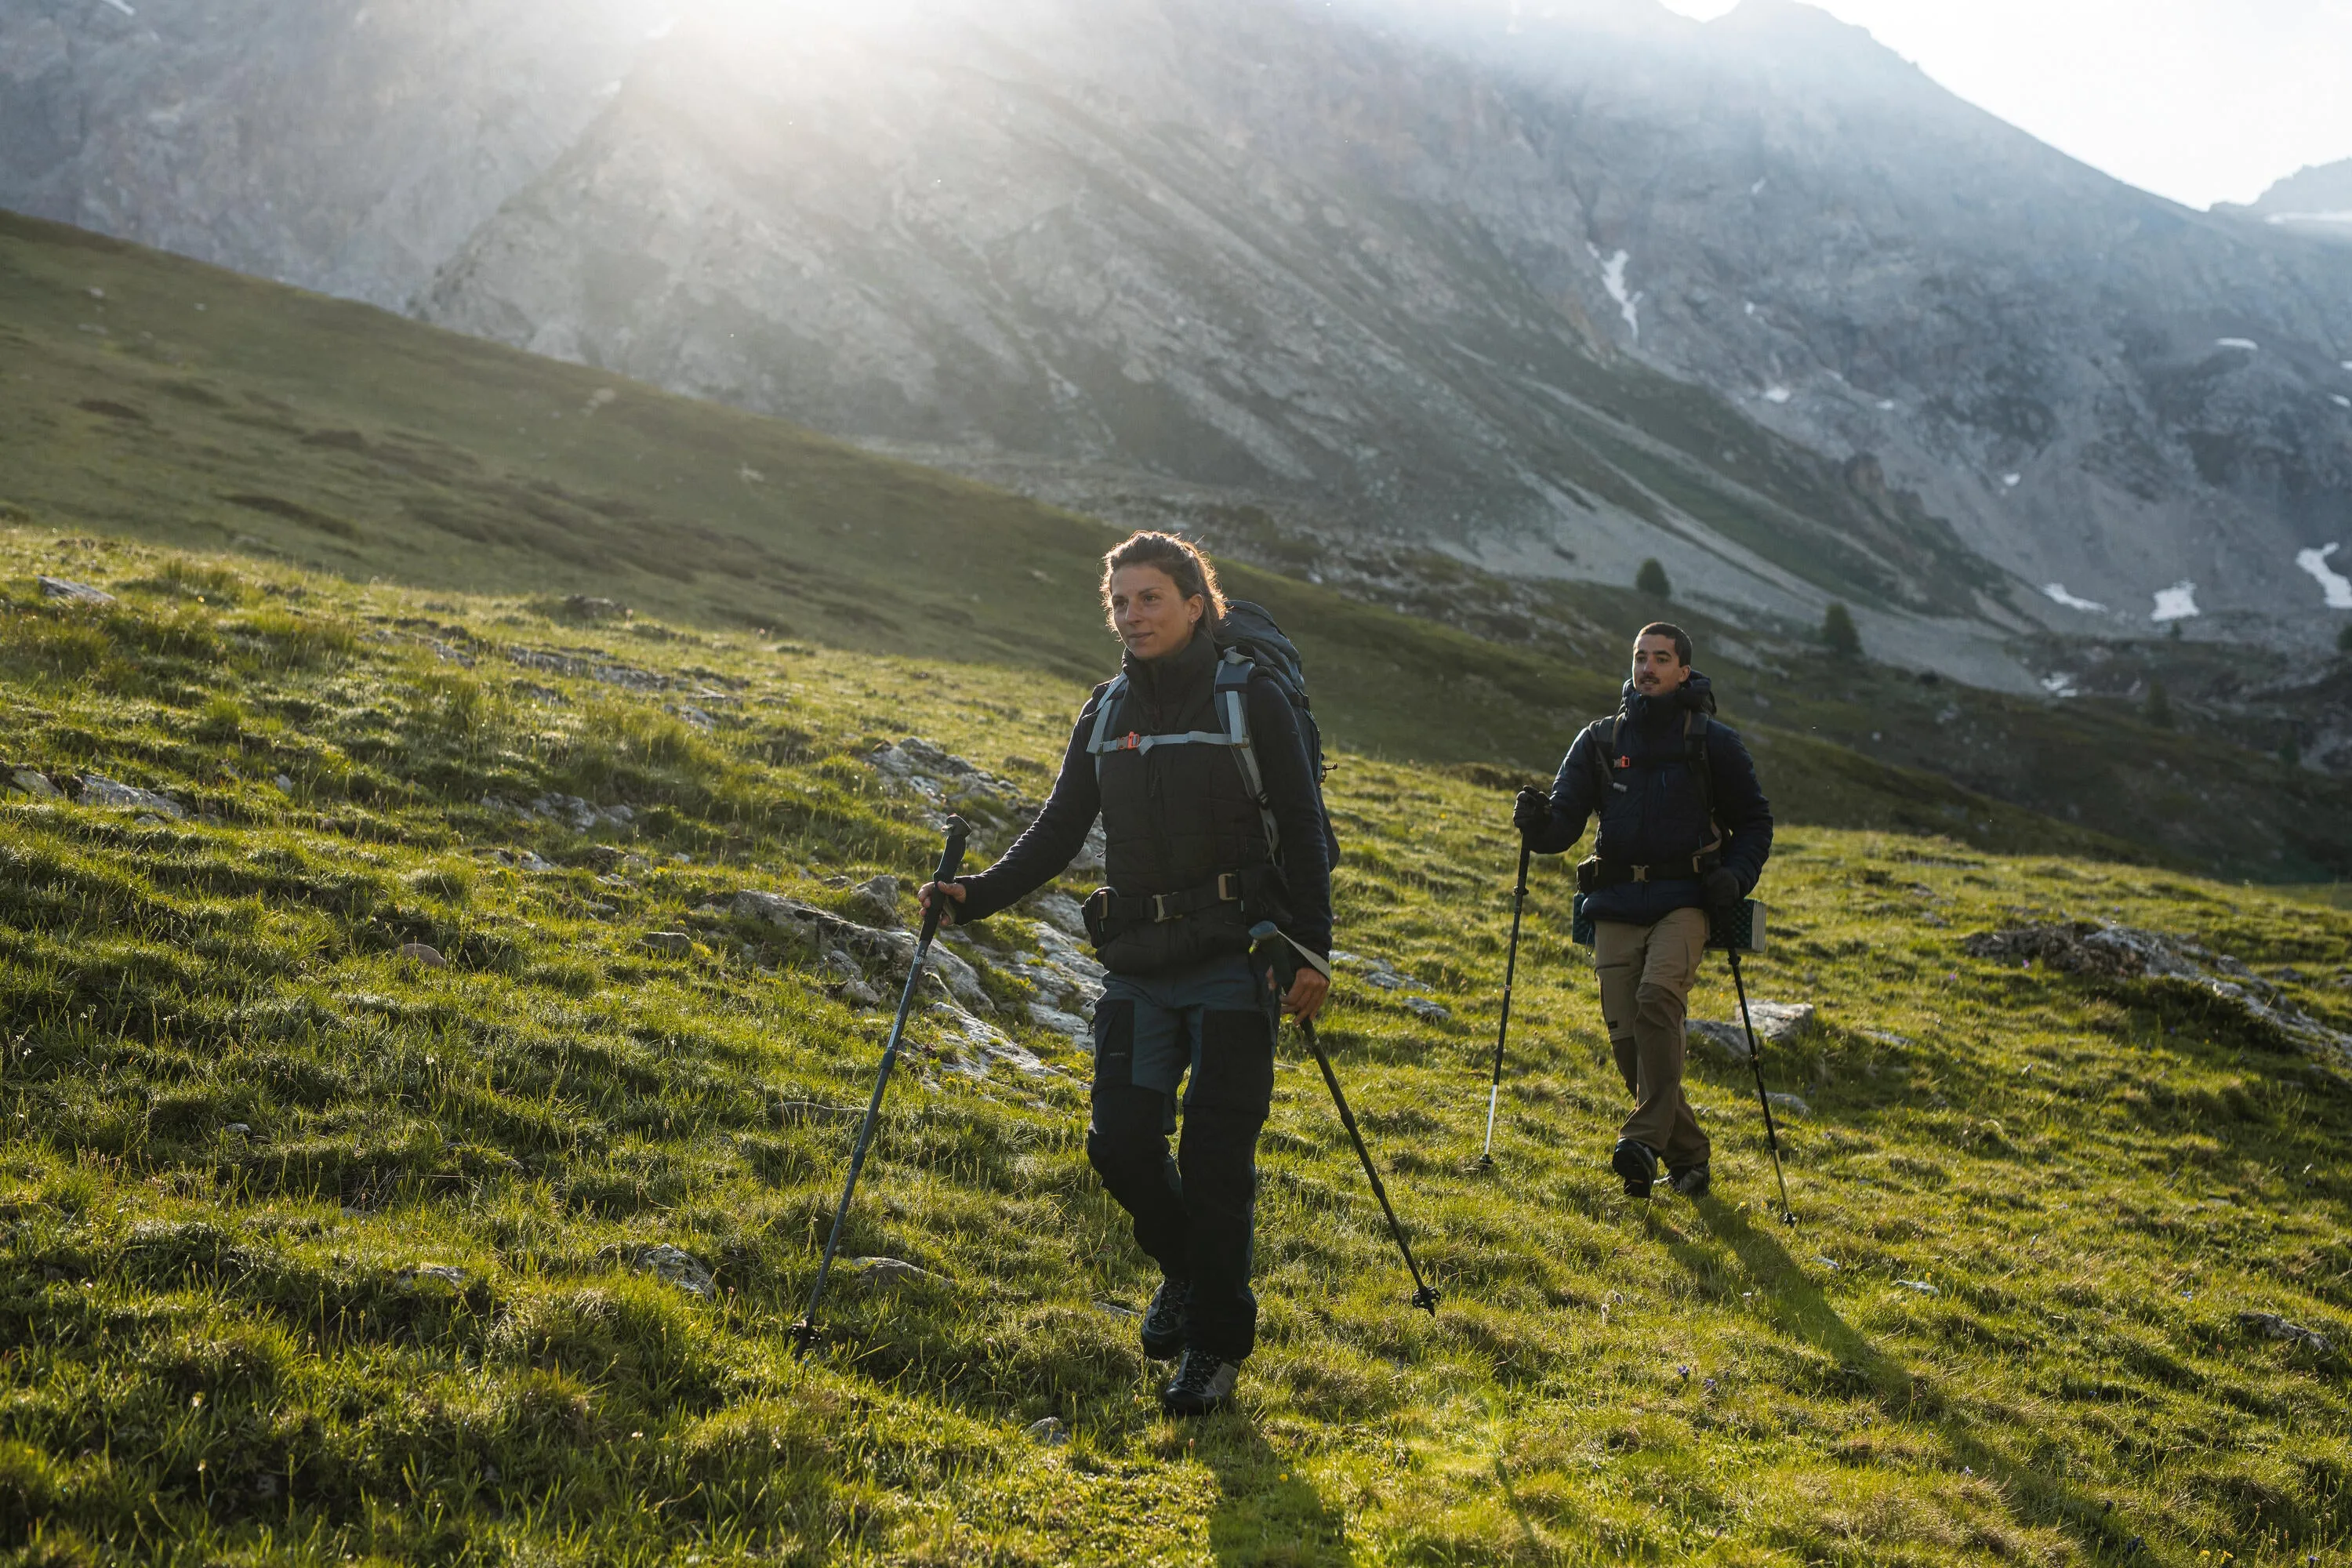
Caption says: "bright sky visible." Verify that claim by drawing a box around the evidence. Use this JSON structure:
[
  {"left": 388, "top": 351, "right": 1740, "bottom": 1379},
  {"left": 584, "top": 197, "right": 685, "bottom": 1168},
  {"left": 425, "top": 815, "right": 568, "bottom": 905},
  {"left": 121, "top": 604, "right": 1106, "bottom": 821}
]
[{"left": 1656, "top": 0, "right": 2352, "bottom": 209}]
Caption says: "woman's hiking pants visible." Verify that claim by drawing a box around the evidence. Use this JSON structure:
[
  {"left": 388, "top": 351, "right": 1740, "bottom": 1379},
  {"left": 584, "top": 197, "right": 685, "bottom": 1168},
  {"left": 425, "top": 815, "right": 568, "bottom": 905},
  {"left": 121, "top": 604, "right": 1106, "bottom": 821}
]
[
  {"left": 1593, "top": 909, "right": 1713, "bottom": 1171},
  {"left": 1087, "top": 952, "right": 1274, "bottom": 1364}
]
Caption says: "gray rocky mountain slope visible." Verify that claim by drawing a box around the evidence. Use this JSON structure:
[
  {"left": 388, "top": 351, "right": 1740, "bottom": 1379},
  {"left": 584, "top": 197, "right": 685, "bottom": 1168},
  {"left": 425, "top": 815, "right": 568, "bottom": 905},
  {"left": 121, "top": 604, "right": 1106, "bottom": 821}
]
[
  {"left": 6, "top": 0, "right": 2352, "bottom": 669},
  {"left": 2218, "top": 158, "right": 2352, "bottom": 249}
]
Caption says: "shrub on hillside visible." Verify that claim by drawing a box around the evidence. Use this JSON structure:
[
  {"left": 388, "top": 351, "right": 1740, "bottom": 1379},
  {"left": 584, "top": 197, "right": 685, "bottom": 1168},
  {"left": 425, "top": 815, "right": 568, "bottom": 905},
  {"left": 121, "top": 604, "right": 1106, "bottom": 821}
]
[
  {"left": 1821, "top": 601, "right": 1861, "bottom": 655},
  {"left": 1635, "top": 558, "right": 1671, "bottom": 598}
]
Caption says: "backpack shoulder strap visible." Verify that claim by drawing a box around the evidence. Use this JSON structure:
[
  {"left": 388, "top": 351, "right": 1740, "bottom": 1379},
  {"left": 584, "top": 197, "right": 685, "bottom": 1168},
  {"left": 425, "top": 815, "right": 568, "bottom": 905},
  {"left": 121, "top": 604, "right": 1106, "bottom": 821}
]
[
  {"left": 1086, "top": 675, "right": 1131, "bottom": 779},
  {"left": 1685, "top": 710, "right": 1720, "bottom": 840},
  {"left": 1217, "top": 652, "right": 1281, "bottom": 859},
  {"left": 1587, "top": 715, "right": 1621, "bottom": 799}
]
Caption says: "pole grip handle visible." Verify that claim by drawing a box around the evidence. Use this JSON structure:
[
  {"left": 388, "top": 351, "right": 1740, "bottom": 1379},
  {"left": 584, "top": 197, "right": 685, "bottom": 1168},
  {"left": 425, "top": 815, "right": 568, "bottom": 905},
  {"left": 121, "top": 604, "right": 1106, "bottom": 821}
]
[
  {"left": 933, "top": 815, "right": 971, "bottom": 884},
  {"left": 916, "top": 816, "right": 971, "bottom": 945}
]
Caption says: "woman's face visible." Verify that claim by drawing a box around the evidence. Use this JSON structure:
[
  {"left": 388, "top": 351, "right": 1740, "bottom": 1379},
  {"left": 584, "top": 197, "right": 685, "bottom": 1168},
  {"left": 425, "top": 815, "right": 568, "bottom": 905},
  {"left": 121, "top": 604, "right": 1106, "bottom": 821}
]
[{"left": 1108, "top": 564, "right": 1204, "bottom": 661}]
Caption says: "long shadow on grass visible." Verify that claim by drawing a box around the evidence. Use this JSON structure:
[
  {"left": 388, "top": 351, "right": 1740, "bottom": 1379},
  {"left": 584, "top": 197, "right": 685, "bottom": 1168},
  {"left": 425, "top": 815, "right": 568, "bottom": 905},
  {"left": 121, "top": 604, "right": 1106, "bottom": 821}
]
[
  {"left": 1666, "top": 1203, "right": 2140, "bottom": 1562},
  {"left": 1191, "top": 1412, "right": 1352, "bottom": 1567}
]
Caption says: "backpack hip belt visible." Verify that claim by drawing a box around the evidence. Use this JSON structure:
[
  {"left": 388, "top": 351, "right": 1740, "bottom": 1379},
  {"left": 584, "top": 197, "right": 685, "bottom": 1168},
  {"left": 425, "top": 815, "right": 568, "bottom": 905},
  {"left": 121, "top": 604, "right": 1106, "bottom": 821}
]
[
  {"left": 1577, "top": 848, "right": 1722, "bottom": 893},
  {"left": 1082, "top": 866, "right": 1275, "bottom": 945}
]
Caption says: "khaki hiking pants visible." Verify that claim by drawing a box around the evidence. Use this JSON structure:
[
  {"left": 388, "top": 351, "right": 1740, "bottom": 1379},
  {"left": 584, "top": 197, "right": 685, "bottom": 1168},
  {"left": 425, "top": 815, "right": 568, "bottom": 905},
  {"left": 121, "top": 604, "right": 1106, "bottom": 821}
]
[{"left": 1593, "top": 908, "right": 1711, "bottom": 1171}]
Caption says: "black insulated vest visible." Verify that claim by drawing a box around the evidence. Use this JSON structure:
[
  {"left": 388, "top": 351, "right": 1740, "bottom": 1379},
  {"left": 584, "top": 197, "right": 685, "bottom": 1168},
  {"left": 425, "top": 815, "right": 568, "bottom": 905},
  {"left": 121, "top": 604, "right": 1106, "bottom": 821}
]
[{"left": 1087, "top": 632, "right": 1280, "bottom": 972}]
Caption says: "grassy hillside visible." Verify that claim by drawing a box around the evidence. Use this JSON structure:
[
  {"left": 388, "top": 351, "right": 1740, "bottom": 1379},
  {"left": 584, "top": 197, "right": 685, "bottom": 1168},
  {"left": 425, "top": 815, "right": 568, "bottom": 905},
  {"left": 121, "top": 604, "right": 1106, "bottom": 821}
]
[
  {"left": 2, "top": 531, "right": 2347, "bottom": 1565},
  {"left": 3, "top": 207, "right": 2350, "bottom": 880}
]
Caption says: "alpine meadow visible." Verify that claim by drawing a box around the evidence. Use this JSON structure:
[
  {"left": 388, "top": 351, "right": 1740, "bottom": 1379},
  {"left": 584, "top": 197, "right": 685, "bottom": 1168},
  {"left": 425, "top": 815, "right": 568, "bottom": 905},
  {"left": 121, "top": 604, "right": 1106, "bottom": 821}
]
[{"left": 1, "top": 191, "right": 2350, "bottom": 1568}]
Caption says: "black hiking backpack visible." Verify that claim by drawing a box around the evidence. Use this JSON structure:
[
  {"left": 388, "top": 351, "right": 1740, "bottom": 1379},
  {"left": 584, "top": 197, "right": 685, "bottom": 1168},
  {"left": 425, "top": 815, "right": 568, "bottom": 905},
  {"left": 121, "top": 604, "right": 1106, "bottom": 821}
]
[
  {"left": 1085, "top": 599, "right": 1341, "bottom": 871},
  {"left": 1214, "top": 600, "right": 1341, "bottom": 869}
]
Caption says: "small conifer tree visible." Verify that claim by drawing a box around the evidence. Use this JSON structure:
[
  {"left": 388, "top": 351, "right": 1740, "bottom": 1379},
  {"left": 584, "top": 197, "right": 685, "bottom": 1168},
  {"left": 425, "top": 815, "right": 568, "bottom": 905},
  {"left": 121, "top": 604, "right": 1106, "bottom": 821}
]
[
  {"left": 2336, "top": 622, "right": 2352, "bottom": 655},
  {"left": 2145, "top": 680, "right": 2173, "bottom": 729},
  {"left": 1821, "top": 601, "right": 1861, "bottom": 655},
  {"left": 1635, "top": 557, "right": 1671, "bottom": 599}
]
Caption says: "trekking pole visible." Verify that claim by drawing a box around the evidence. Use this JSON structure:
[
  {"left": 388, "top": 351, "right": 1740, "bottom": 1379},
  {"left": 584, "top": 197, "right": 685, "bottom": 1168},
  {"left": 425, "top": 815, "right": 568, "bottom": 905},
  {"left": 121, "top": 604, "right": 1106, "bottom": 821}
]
[
  {"left": 792, "top": 815, "right": 970, "bottom": 1357},
  {"left": 1475, "top": 841, "right": 1534, "bottom": 1169},
  {"left": 1724, "top": 942, "right": 1796, "bottom": 1225},
  {"left": 1298, "top": 1016, "right": 1441, "bottom": 1316}
]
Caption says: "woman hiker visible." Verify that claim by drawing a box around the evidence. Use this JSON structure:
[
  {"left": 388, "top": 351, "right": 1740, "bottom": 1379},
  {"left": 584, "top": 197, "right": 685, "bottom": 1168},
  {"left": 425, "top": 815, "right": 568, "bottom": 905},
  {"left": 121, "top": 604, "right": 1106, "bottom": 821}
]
[{"left": 918, "top": 532, "right": 1333, "bottom": 1417}]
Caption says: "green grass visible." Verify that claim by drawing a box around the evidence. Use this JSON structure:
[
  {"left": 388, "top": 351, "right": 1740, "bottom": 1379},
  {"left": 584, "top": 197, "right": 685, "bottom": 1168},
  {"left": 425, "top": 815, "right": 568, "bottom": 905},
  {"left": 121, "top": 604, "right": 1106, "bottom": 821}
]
[
  {"left": 7, "top": 206, "right": 2352, "bottom": 880},
  {"left": 1, "top": 529, "right": 2348, "bottom": 1565}
]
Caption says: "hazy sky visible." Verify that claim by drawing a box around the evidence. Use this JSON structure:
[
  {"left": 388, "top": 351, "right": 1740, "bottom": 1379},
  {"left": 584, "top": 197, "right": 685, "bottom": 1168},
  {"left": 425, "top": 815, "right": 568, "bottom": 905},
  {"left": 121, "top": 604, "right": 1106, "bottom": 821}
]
[{"left": 1656, "top": 0, "right": 2352, "bottom": 209}]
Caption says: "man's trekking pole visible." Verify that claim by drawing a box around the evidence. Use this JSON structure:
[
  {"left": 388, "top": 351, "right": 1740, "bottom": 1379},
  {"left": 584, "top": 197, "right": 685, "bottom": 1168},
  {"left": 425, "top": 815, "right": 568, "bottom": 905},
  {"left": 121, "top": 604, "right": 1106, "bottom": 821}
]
[
  {"left": 1724, "top": 940, "right": 1796, "bottom": 1226},
  {"left": 792, "top": 815, "right": 970, "bottom": 1357},
  {"left": 1475, "top": 841, "right": 1534, "bottom": 1169}
]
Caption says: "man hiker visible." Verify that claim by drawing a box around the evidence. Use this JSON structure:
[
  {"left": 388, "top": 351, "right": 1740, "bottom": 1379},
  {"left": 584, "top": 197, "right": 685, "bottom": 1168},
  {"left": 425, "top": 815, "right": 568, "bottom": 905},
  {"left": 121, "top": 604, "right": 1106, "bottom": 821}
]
[
  {"left": 917, "top": 532, "right": 1333, "bottom": 1416},
  {"left": 1512, "top": 622, "right": 1773, "bottom": 1199}
]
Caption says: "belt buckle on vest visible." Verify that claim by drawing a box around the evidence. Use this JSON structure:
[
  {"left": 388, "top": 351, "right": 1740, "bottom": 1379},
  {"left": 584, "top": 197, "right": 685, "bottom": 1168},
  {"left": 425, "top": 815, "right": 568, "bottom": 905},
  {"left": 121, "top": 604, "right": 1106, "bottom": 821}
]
[
  {"left": 1630, "top": 864, "right": 1650, "bottom": 883},
  {"left": 1217, "top": 872, "right": 1240, "bottom": 901}
]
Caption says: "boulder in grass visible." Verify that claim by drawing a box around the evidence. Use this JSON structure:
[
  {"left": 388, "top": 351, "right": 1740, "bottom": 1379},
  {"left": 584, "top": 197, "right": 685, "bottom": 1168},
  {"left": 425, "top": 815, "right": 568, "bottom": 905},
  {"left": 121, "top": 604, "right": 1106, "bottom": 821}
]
[
  {"left": 37, "top": 575, "right": 114, "bottom": 606},
  {"left": 848, "top": 1257, "right": 934, "bottom": 1291},
  {"left": 80, "top": 775, "right": 187, "bottom": 818},
  {"left": 9, "top": 769, "right": 60, "bottom": 799},
  {"left": 641, "top": 931, "right": 696, "bottom": 958},
  {"left": 396, "top": 943, "right": 447, "bottom": 969},
  {"left": 1689, "top": 1001, "right": 1817, "bottom": 1062},
  {"left": 731, "top": 889, "right": 989, "bottom": 1011},
  {"left": 625, "top": 1243, "right": 714, "bottom": 1299},
  {"left": 2239, "top": 1311, "right": 2333, "bottom": 1356}
]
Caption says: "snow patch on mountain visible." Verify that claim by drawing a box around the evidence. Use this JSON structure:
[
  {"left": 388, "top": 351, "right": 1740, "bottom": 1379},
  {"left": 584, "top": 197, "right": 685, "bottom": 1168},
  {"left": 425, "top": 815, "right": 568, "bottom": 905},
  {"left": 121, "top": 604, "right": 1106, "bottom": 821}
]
[
  {"left": 1589, "top": 245, "right": 1640, "bottom": 339},
  {"left": 2042, "top": 583, "right": 2107, "bottom": 613},
  {"left": 2216, "top": 338, "right": 2259, "bottom": 352},
  {"left": 2153, "top": 583, "right": 2201, "bottom": 622},
  {"left": 2296, "top": 545, "right": 2352, "bottom": 609}
]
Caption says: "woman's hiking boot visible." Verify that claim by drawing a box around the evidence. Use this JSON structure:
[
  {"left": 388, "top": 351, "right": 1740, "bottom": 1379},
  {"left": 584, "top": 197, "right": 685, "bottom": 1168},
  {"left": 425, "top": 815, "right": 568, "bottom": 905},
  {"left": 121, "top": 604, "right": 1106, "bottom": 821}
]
[
  {"left": 1668, "top": 1163, "right": 1711, "bottom": 1199},
  {"left": 1139, "top": 1277, "right": 1189, "bottom": 1360},
  {"left": 1611, "top": 1138, "right": 1659, "bottom": 1197},
  {"left": 1160, "top": 1348, "right": 1240, "bottom": 1416}
]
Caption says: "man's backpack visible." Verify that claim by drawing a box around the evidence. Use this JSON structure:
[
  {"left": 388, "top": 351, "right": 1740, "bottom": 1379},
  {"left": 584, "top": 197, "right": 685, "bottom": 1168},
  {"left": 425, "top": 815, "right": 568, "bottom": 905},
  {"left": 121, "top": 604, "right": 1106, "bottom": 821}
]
[
  {"left": 1085, "top": 599, "right": 1341, "bottom": 870},
  {"left": 1584, "top": 707, "right": 1717, "bottom": 836}
]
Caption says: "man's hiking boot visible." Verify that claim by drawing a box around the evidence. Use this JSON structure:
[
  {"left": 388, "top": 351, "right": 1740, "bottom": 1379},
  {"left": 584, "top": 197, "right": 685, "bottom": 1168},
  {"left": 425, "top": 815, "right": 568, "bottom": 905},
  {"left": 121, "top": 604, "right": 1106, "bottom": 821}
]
[
  {"left": 1612, "top": 1138, "right": 1660, "bottom": 1197},
  {"left": 1160, "top": 1349, "right": 1240, "bottom": 1417},
  {"left": 1668, "top": 1163, "right": 1711, "bottom": 1200},
  {"left": 1139, "top": 1277, "right": 1189, "bottom": 1360}
]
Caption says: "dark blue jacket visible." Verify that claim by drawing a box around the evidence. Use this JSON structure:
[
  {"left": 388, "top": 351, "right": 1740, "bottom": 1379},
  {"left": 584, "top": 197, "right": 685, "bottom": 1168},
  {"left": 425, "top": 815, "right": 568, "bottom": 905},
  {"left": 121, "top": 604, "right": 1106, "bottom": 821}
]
[{"left": 1526, "top": 672, "right": 1773, "bottom": 926}]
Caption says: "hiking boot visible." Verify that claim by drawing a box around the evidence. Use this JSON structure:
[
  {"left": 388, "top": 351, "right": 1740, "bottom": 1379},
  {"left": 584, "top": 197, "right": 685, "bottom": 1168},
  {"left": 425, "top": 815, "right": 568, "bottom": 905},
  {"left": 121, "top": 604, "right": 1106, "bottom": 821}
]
[
  {"left": 1160, "top": 1348, "right": 1240, "bottom": 1417},
  {"left": 1611, "top": 1138, "right": 1660, "bottom": 1197},
  {"left": 1139, "top": 1277, "right": 1189, "bottom": 1360},
  {"left": 1668, "top": 1163, "right": 1711, "bottom": 1200}
]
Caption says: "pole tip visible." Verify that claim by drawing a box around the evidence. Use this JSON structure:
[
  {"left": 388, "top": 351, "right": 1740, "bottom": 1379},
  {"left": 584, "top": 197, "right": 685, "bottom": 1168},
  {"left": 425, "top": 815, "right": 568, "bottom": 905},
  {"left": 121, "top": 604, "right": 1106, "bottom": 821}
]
[
  {"left": 789, "top": 1319, "right": 819, "bottom": 1357},
  {"left": 1412, "top": 1285, "right": 1441, "bottom": 1316}
]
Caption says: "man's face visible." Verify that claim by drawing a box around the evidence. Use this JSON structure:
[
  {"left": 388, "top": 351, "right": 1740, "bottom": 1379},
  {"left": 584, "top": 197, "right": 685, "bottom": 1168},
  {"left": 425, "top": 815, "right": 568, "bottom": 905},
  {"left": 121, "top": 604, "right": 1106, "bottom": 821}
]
[{"left": 1631, "top": 634, "right": 1690, "bottom": 696}]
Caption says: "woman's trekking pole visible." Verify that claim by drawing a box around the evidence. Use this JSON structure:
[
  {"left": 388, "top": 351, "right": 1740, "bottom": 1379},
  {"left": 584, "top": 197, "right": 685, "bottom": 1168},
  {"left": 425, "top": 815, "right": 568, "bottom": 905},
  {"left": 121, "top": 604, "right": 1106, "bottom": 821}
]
[
  {"left": 1476, "top": 841, "right": 1534, "bottom": 1169},
  {"left": 1724, "top": 942, "right": 1796, "bottom": 1225},
  {"left": 1299, "top": 1016, "right": 1442, "bottom": 1316},
  {"left": 792, "top": 816, "right": 971, "bottom": 1357}
]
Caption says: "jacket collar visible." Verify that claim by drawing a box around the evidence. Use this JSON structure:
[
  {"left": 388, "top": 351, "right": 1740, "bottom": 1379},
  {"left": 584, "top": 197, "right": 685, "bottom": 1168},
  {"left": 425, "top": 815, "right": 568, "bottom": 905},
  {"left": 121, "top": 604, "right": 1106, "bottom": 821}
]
[
  {"left": 1125, "top": 622, "right": 1219, "bottom": 713},
  {"left": 1619, "top": 670, "right": 1717, "bottom": 733}
]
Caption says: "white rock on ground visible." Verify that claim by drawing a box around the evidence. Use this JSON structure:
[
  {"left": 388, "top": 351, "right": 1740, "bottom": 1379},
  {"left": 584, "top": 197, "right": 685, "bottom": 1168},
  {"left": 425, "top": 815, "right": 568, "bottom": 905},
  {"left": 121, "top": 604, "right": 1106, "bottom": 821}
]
[
  {"left": 1331, "top": 950, "right": 1450, "bottom": 1021},
  {"left": 9, "top": 769, "right": 60, "bottom": 798},
  {"left": 929, "top": 1001, "right": 1056, "bottom": 1079},
  {"left": 866, "top": 737, "right": 1104, "bottom": 874},
  {"left": 1689, "top": 1000, "right": 1817, "bottom": 1062},
  {"left": 626, "top": 1243, "right": 714, "bottom": 1299},
  {"left": 79, "top": 775, "right": 187, "bottom": 818},
  {"left": 731, "top": 890, "right": 990, "bottom": 1011},
  {"left": 1000, "top": 917, "right": 1107, "bottom": 1047},
  {"left": 37, "top": 575, "right": 114, "bottom": 606}
]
